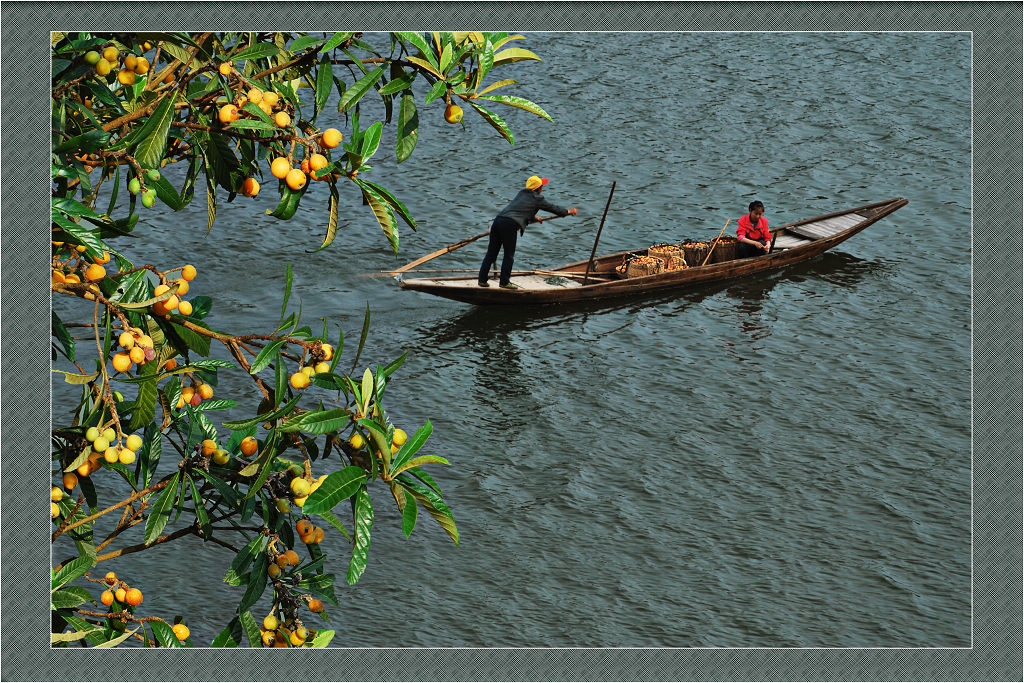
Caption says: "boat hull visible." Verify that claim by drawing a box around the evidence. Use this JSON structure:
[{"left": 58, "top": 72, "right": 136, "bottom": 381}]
[{"left": 398, "top": 198, "right": 908, "bottom": 306}]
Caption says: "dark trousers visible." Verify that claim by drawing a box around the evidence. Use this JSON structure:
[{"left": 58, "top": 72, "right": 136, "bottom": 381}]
[
  {"left": 737, "top": 239, "right": 768, "bottom": 259},
  {"left": 478, "top": 216, "right": 520, "bottom": 285}
]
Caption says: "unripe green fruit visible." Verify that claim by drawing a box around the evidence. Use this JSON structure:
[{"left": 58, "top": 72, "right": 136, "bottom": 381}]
[
  {"left": 141, "top": 190, "right": 156, "bottom": 208},
  {"left": 93, "top": 436, "right": 110, "bottom": 453},
  {"left": 85, "top": 427, "right": 100, "bottom": 442},
  {"left": 212, "top": 449, "right": 230, "bottom": 465},
  {"left": 84, "top": 50, "right": 101, "bottom": 65},
  {"left": 128, "top": 178, "right": 142, "bottom": 195},
  {"left": 275, "top": 498, "right": 290, "bottom": 513},
  {"left": 146, "top": 169, "right": 161, "bottom": 182}
]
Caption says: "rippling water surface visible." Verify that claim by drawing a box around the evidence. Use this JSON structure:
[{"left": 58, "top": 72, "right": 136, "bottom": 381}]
[{"left": 54, "top": 32, "right": 971, "bottom": 647}]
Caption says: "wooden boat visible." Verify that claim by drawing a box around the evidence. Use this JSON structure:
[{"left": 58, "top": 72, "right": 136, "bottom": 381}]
[{"left": 397, "top": 198, "right": 908, "bottom": 305}]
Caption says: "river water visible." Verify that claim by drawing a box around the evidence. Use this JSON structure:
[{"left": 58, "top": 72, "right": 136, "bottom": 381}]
[{"left": 53, "top": 32, "right": 972, "bottom": 648}]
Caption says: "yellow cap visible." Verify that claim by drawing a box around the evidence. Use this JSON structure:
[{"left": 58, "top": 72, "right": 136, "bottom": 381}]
[{"left": 525, "top": 175, "right": 549, "bottom": 190}]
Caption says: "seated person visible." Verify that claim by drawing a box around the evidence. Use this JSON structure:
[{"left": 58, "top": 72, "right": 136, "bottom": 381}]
[{"left": 736, "top": 200, "right": 772, "bottom": 258}]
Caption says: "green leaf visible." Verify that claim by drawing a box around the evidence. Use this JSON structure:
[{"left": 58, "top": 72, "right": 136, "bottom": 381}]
[
  {"left": 401, "top": 488, "right": 417, "bottom": 537},
  {"left": 238, "top": 552, "right": 268, "bottom": 613},
  {"left": 301, "top": 466, "right": 366, "bottom": 515},
  {"left": 233, "top": 43, "right": 282, "bottom": 62},
  {"left": 297, "top": 572, "right": 339, "bottom": 605},
  {"left": 249, "top": 340, "right": 286, "bottom": 375},
  {"left": 144, "top": 472, "right": 181, "bottom": 545},
  {"left": 474, "top": 95, "right": 553, "bottom": 121},
  {"left": 395, "top": 93, "right": 419, "bottom": 163},
  {"left": 131, "top": 93, "right": 178, "bottom": 171},
  {"left": 139, "top": 423, "right": 162, "bottom": 489},
  {"left": 290, "top": 35, "right": 324, "bottom": 52},
  {"left": 239, "top": 610, "right": 262, "bottom": 648},
  {"left": 268, "top": 184, "right": 306, "bottom": 221},
  {"left": 58, "top": 615, "right": 108, "bottom": 647},
  {"left": 211, "top": 618, "right": 242, "bottom": 647},
  {"left": 194, "top": 398, "right": 237, "bottom": 412},
  {"left": 357, "top": 179, "right": 416, "bottom": 230},
  {"left": 337, "top": 65, "right": 386, "bottom": 113},
  {"left": 53, "top": 369, "right": 98, "bottom": 386},
  {"left": 346, "top": 486, "right": 373, "bottom": 585},
  {"left": 492, "top": 47, "right": 541, "bottom": 66},
  {"left": 398, "top": 474, "right": 459, "bottom": 545},
  {"left": 316, "top": 509, "right": 351, "bottom": 541},
  {"left": 378, "top": 71, "right": 417, "bottom": 96},
  {"left": 52, "top": 311, "right": 76, "bottom": 361},
  {"left": 315, "top": 54, "right": 332, "bottom": 117},
  {"left": 355, "top": 180, "right": 399, "bottom": 253},
  {"left": 206, "top": 176, "right": 217, "bottom": 231},
  {"left": 349, "top": 303, "right": 371, "bottom": 376},
  {"left": 392, "top": 455, "right": 449, "bottom": 479},
  {"left": 476, "top": 78, "right": 517, "bottom": 96},
  {"left": 150, "top": 173, "right": 186, "bottom": 211},
  {"left": 50, "top": 586, "right": 93, "bottom": 609},
  {"left": 468, "top": 102, "right": 514, "bottom": 145},
  {"left": 187, "top": 473, "right": 211, "bottom": 540},
  {"left": 228, "top": 119, "right": 276, "bottom": 133},
  {"left": 149, "top": 619, "right": 184, "bottom": 648},
  {"left": 128, "top": 362, "right": 159, "bottom": 432},
  {"left": 51, "top": 210, "right": 109, "bottom": 260},
  {"left": 312, "top": 182, "right": 339, "bottom": 252},
  {"left": 51, "top": 555, "right": 94, "bottom": 591},
  {"left": 439, "top": 42, "right": 453, "bottom": 73},
  {"left": 321, "top": 32, "right": 353, "bottom": 53},
  {"left": 388, "top": 419, "right": 432, "bottom": 474},
  {"left": 474, "top": 41, "right": 496, "bottom": 90},
  {"left": 311, "top": 630, "right": 336, "bottom": 647},
  {"left": 52, "top": 197, "right": 101, "bottom": 218},
  {"left": 241, "top": 432, "right": 280, "bottom": 497},
  {"left": 424, "top": 79, "right": 447, "bottom": 105},
  {"left": 279, "top": 408, "right": 352, "bottom": 435},
  {"left": 360, "top": 121, "right": 383, "bottom": 162},
  {"left": 53, "top": 129, "right": 111, "bottom": 154},
  {"left": 396, "top": 32, "right": 438, "bottom": 69},
  {"left": 222, "top": 394, "right": 300, "bottom": 431},
  {"left": 93, "top": 629, "right": 139, "bottom": 648},
  {"left": 51, "top": 627, "right": 102, "bottom": 644},
  {"left": 223, "top": 534, "right": 265, "bottom": 586}
]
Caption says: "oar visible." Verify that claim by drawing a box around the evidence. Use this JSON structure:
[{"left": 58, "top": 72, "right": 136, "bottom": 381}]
[
  {"left": 583, "top": 181, "right": 617, "bottom": 285},
  {"left": 387, "top": 230, "right": 490, "bottom": 275},
  {"left": 700, "top": 218, "right": 731, "bottom": 266}
]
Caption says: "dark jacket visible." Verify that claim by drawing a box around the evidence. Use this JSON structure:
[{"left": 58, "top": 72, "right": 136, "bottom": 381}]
[{"left": 495, "top": 189, "right": 569, "bottom": 230}]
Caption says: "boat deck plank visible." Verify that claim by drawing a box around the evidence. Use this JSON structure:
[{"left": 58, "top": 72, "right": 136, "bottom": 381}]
[{"left": 788, "top": 213, "right": 865, "bottom": 240}]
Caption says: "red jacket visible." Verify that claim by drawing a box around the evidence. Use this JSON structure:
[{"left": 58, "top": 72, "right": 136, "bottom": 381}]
[{"left": 737, "top": 213, "right": 771, "bottom": 243}]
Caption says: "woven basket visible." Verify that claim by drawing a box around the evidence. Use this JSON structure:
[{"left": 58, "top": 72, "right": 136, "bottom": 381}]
[
  {"left": 647, "top": 244, "right": 685, "bottom": 266},
  {"left": 704, "top": 236, "right": 737, "bottom": 264},
  {"left": 626, "top": 258, "right": 663, "bottom": 278}
]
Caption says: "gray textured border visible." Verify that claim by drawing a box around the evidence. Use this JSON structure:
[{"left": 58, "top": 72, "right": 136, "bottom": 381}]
[{"left": 4, "top": 3, "right": 1021, "bottom": 681}]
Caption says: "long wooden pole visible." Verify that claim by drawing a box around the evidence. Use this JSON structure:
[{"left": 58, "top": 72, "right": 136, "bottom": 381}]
[
  {"left": 700, "top": 218, "right": 731, "bottom": 266},
  {"left": 388, "top": 230, "right": 490, "bottom": 274},
  {"left": 583, "top": 182, "right": 617, "bottom": 285}
]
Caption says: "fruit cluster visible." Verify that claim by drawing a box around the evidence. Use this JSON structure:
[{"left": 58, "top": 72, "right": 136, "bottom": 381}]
[
  {"left": 288, "top": 342, "right": 335, "bottom": 390},
  {"left": 83, "top": 44, "right": 151, "bottom": 84},
  {"left": 51, "top": 242, "right": 117, "bottom": 301},
  {"left": 55, "top": 426, "right": 146, "bottom": 498},
  {"left": 212, "top": 67, "right": 346, "bottom": 196},
  {"left": 95, "top": 570, "right": 190, "bottom": 643},
  {"left": 259, "top": 611, "right": 318, "bottom": 648}
]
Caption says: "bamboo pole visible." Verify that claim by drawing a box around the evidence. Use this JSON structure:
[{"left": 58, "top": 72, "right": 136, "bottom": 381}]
[
  {"left": 701, "top": 218, "right": 731, "bottom": 266},
  {"left": 584, "top": 182, "right": 617, "bottom": 285},
  {"left": 389, "top": 230, "right": 490, "bottom": 274}
]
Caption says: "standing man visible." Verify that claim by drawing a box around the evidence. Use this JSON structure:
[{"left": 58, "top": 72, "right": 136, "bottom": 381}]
[
  {"left": 478, "top": 175, "right": 579, "bottom": 288},
  {"left": 736, "top": 200, "right": 772, "bottom": 258}
]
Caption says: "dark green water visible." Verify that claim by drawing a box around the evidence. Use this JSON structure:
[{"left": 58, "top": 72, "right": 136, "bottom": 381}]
[{"left": 54, "top": 32, "right": 971, "bottom": 647}]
